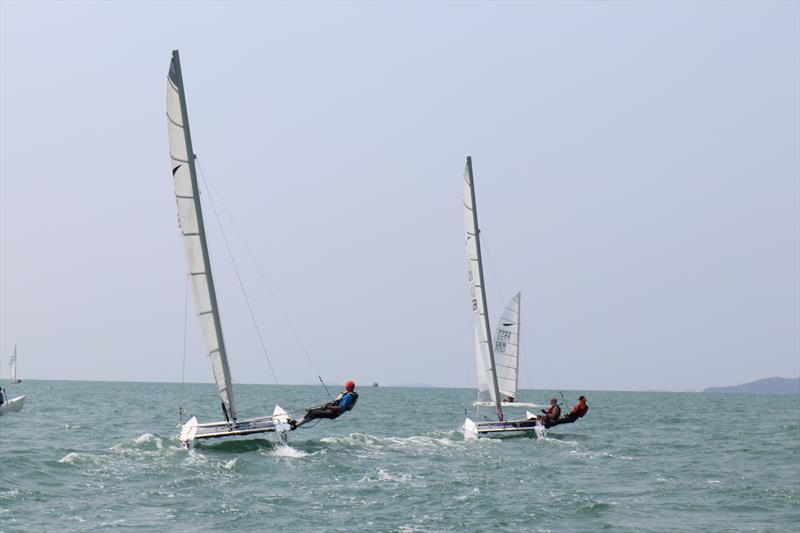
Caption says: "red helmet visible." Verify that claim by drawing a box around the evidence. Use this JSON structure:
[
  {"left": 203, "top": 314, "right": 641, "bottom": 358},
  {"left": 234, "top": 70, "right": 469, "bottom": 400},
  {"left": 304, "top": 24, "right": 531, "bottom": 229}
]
[{"left": 345, "top": 380, "right": 356, "bottom": 391}]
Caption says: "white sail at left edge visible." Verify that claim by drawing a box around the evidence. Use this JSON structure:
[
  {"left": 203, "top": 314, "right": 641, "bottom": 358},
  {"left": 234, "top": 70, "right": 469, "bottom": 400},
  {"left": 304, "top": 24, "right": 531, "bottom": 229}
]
[{"left": 166, "top": 50, "right": 237, "bottom": 422}]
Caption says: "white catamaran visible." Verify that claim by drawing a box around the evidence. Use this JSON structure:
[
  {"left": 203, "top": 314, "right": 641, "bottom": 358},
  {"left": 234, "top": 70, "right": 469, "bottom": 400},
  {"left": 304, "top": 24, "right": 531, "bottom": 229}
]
[
  {"left": 0, "top": 345, "right": 25, "bottom": 413},
  {"left": 462, "top": 157, "right": 545, "bottom": 438},
  {"left": 167, "top": 50, "right": 290, "bottom": 445}
]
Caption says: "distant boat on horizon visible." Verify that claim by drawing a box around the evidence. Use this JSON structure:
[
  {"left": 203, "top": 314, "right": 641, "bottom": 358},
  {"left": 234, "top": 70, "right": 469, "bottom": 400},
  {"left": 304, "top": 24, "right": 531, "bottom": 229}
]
[
  {"left": 9, "top": 344, "right": 21, "bottom": 383},
  {"left": 0, "top": 345, "right": 25, "bottom": 414}
]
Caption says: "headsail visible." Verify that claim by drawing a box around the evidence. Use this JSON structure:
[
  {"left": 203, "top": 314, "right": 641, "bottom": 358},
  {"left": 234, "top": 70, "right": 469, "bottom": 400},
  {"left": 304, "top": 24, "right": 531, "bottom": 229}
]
[
  {"left": 494, "top": 293, "right": 520, "bottom": 400},
  {"left": 9, "top": 345, "right": 17, "bottom": 382},
  {"left": 166, "top": 50, "right": 237, "bottom": 422},
  {"left": 464, "top": 157, "right": 504, "bottom": 421}
]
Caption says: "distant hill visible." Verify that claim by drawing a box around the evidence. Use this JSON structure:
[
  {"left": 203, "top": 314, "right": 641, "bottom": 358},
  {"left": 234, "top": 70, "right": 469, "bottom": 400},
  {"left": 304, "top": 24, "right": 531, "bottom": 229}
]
[{"left": 704, "top": 377, "right": 800, "bottom": 395}]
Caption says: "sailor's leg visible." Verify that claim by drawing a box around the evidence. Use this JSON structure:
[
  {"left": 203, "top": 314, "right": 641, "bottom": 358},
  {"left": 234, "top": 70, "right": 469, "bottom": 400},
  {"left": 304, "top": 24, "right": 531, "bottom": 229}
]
[{"left": 290, "top": 408, "right": 339, "bottom": 429}]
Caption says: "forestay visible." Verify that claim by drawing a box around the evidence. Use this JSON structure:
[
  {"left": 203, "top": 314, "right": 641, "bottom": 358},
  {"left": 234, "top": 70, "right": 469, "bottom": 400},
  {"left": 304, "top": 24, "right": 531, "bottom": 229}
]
[
  {"left": 494, "top": 293, "right": 520, "bottom": 400},
  {"left": 167, "top": 51, "right": 237, "bottom": 422}
]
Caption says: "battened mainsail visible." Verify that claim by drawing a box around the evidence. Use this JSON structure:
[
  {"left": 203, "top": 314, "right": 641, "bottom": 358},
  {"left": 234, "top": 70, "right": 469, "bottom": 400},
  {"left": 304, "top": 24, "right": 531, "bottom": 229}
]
[
  {"left": 494, "top": 293, "right": 520, "bottom": 400},
  {"left": 167, "top": 50, "right": 237, "bottom": 422},
  {"left": 464, "top": 157, "right": 504, "bottom": 421}
]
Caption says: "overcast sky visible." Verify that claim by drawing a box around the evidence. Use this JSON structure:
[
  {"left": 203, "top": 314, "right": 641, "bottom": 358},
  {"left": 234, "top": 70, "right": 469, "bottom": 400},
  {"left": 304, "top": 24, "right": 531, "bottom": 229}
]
[{"left": 1, "top": 1, "right": 797, "bottom": 392}]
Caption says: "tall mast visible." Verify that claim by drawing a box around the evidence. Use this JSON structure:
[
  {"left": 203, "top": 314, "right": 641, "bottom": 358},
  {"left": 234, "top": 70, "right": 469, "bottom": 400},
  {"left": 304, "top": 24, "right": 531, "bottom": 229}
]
[
  {"left": 465, "top": 156, "right": 504, "bottom": 421},
  {"left": 168, "top": 50, "right": 237, "bottom": 421}
]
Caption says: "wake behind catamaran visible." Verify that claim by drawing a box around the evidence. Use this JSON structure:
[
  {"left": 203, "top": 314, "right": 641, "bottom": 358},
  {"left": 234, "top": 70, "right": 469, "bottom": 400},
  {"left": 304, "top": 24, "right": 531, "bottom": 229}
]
[
  {"left": 166, "top": 50, "right": 291, "bottom": 445},
  {"left": 462, "top": 157, "right": 545, "bottom": 438}
]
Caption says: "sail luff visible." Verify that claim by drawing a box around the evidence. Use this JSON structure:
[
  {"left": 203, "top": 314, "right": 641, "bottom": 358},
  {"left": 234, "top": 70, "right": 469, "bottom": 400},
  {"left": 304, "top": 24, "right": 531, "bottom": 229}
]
[
  {"left": 167, "top": 50, "right": 237, "bottom": 422},
  {"left": 464, "top": 156, "right": 504, "bottom": 421}
]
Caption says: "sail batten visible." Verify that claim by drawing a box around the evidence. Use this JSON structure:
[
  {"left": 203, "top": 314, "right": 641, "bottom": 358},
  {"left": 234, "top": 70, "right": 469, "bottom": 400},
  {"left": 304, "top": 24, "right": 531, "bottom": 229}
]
[
  {"left": 464, "top": 157, "right": 504, "bottom": 421},
  {"left": 167, "top": 50, "right": 237, "bottom": 422}
]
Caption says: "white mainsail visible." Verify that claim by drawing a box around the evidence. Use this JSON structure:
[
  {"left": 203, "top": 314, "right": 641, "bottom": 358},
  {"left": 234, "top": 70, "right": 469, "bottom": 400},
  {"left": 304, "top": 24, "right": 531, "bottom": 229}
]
[
  {"left": 9, "top": 345, "right": 17, "bottom": 382},
  {"left": 167, "top": 50, "right": 237, "bottom": 422},
  {"left": 494, "top": 293, "right": 520, "bottom": 400},
  {"left": 464, "top": 157, "right": 504, "bottom": 421}
]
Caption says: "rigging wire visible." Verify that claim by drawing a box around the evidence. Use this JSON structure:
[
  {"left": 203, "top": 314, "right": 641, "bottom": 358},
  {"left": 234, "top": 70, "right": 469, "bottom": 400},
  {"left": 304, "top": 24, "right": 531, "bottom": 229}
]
[
  {"left": 482, "top": 231, "right": 569, "bottom": 405},
  {"left": 195, "top": 160, "right": 331, "bottom": 399},
  {"left": 179, "top": 274, "right": 189, "bottom": 425},
  {"left": 196, "top": 161, "right": 279, "bottom": 385},
  {"left": 481, "top": 231, "right": 536, "bottom": 390}
]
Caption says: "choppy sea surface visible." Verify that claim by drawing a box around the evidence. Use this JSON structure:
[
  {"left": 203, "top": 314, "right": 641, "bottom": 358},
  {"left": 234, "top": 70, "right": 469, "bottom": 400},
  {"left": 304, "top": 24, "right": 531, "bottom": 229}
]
[{"left": 1, "top": 381, "right": 798, "bottom": 532}]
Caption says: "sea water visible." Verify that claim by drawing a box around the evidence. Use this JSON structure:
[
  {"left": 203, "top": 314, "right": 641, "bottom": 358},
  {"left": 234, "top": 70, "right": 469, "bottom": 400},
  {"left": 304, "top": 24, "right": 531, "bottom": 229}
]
[{"left": 1, "top": 381, "right": 798, "bottom": 532}]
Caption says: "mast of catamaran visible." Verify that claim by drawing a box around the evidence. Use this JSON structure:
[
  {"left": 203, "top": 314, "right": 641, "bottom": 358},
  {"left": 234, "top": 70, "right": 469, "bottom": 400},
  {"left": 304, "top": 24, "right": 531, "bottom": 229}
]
[
  {"left": 464, "top": 156, "right": 504, "bottom": 422},
  {"left": 168, "top": 49, "right": 237, "bottom": 422}
]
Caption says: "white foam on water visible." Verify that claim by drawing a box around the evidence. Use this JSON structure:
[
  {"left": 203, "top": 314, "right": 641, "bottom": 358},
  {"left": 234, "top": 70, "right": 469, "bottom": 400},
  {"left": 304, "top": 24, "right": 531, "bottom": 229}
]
[
  {"left": 461, "top": 421, "right": 478, "bottom": 440},
  {"left": 222, "top": 459, "right": 238, "bottom": 470},
  {"left": 570, "top": 448, "right": 633, "bottom": 461},
  {"left": 320, "top": 432, "right": 376, "bottom": 446},
  {"left": 134, "top": 433, "right": 164, "bottom": 449},
  {"left": 0, "top": 489, "right": 20, "bottom": 501},
  {"left": 58, "top": 452, "right": 93, "bottom": 464},
  {"left": 361, "top": 468, "right": 412, "bottom": 484},
  {"left": 270, "top": 444, "right": 308, "bottom": 458},
  {"left": 184, "top": 449, "right": 208, "bottom": 466}
]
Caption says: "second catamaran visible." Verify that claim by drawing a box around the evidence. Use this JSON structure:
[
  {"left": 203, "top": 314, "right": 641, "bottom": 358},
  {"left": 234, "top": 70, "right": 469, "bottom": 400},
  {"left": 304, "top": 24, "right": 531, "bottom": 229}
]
[{"left": 462, "top": 157, "right": 545, "bottom": 438}]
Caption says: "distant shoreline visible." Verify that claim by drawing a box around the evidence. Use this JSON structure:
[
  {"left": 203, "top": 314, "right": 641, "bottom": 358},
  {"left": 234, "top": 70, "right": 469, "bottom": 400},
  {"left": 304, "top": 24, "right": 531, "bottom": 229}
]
[
  {"left": 6, "top": 377, "right": 799, "bottom": 394},
  {"left": 704, "top": 377, "right": 800, "bottom": 395}
]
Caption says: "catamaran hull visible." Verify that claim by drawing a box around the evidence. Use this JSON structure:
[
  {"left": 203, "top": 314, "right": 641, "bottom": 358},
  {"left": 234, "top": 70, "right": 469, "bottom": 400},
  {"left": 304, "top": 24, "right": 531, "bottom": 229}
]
[
  {"left": 179, "top": 405, "right": 291, "bottom": 446},
  {"left": 0, "top": 395, "right": 25, "bottom": 414},
  {"left": 465, "top": 416, "right": 546, "bottom": 439}
]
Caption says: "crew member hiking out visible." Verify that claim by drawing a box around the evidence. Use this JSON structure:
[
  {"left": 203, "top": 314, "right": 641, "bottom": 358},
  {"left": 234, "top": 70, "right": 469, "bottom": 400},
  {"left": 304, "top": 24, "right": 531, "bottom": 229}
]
[
  {"left": 289, "top": 380, "right": 358, "bottom": 430},
  {"left": 553, "top": 395, "right": 589, "bottom": 425},
  {"left": 543, "top": 394, "right": 589, "bottom": 428},
  {"left": 538, "top": 397, "right": 561, "bottom": 428}
]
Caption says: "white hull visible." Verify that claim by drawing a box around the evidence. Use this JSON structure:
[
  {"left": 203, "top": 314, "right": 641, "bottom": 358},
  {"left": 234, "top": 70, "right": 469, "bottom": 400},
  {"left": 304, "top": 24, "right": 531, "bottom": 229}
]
[
  {"left": 0, "top": 395, "right": 25, "bottom": 413},
  {"left": 179, "top": 405, "right": 291, "bottom": 446},
  {"left": 464, "top": 415, "right": 546, "bottom": 439}
]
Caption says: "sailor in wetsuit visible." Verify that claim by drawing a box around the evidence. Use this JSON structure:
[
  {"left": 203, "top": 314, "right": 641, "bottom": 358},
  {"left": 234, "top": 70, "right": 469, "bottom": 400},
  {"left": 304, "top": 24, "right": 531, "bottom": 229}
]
[
  {"left": 539, "top": 397, "right": 561, "bottom": 428},
  {"left": 556, "top": 395, "right": 589, "bottom": 424},
  {"left": 289, "top": 380, "right": 358, "bottom": 430}
]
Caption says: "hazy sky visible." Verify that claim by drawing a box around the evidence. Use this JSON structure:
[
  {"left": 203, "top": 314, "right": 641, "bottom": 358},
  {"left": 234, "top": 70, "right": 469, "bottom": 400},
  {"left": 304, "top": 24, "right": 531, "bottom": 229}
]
[{"left": 1, "top": 1, "right": 798, "bottom": 392}]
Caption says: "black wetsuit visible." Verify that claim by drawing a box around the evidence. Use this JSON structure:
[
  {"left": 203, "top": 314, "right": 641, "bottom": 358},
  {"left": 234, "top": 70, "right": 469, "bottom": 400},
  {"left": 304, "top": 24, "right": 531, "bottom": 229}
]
[
  {"left": 551, "top": 402, "right": 588, "bottom": 426},
  {"left": 294, "top": 391, "right": 358, "bottom": 428}
]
